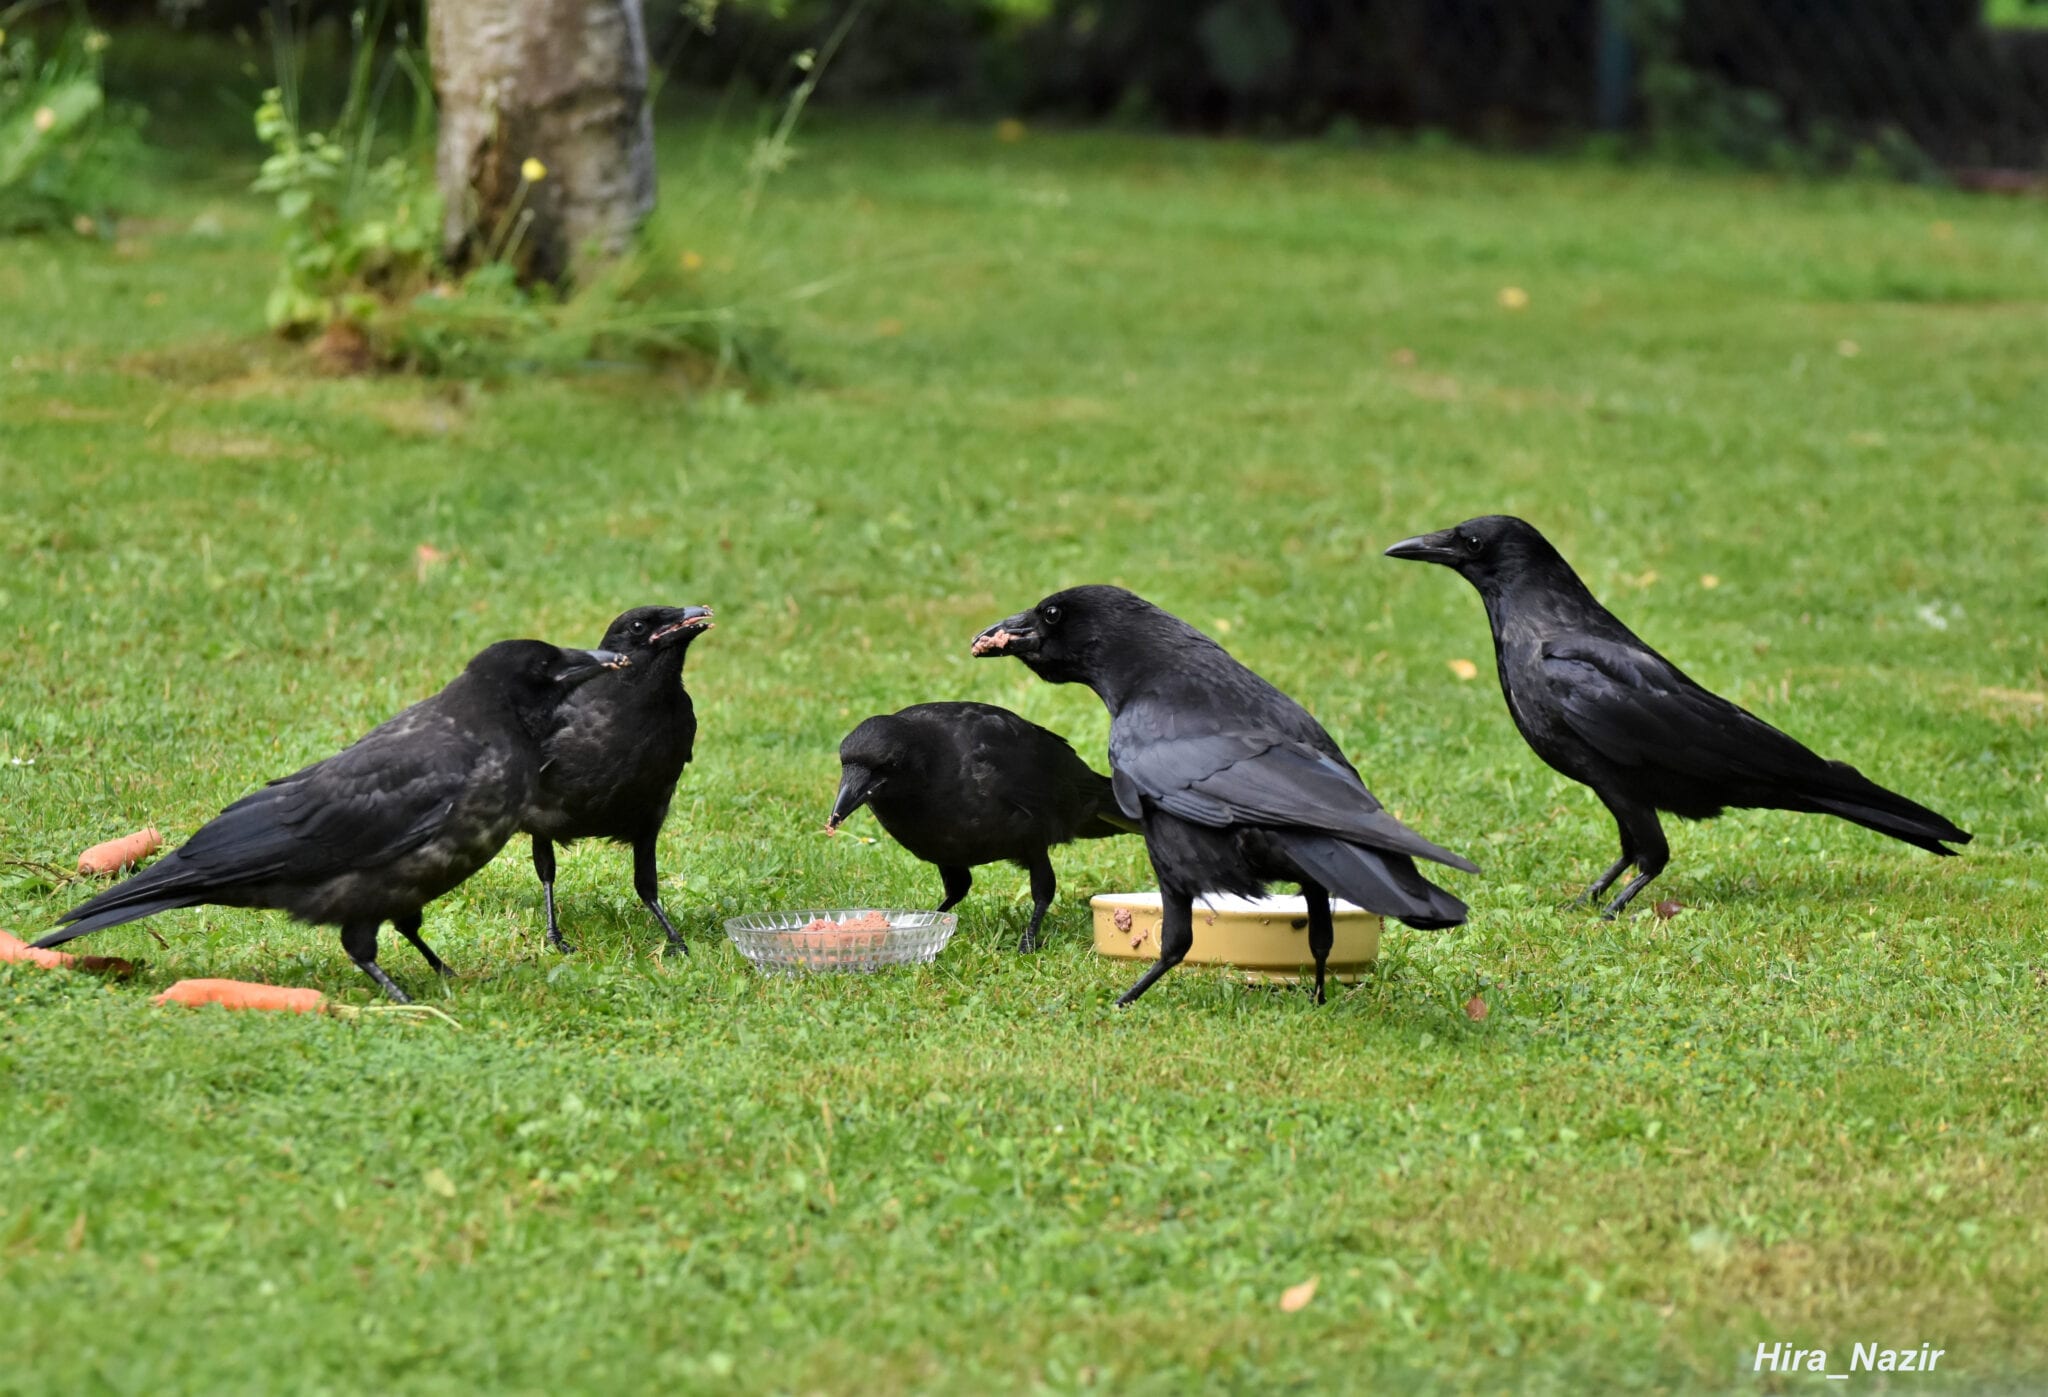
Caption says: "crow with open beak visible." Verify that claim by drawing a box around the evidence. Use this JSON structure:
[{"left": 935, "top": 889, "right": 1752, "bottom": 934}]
[
  {"left": 43, "top": 641, "right": 627, "bottom": 1001},
  {"left": 523, "top": 604, "right": 716, "bottom": 955},
  {"left": 973, "top": 585, "right": 1475, "bottom": 1006}
]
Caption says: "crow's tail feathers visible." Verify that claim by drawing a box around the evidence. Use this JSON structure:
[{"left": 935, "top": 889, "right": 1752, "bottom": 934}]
[
  {"left": 1798, "top": 762, "right": 1971, "bottom": 857},
  {"left": 36, "top": 854, "right": 207, "bottom": 949},
  {"left": 1279, "top": 831, "right": 1470, "bottom": 930},
  {"left": 1079, "top": 808, "right": 1143, "bottom": 840},
  {"left": 1077, "top": 769, "right": 1142, "bottom": 840}
]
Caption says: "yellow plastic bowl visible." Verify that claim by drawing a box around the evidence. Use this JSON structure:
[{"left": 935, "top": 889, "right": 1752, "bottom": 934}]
[{"left": 1089, "top": 891, "right": 1382, "bottom": 986}]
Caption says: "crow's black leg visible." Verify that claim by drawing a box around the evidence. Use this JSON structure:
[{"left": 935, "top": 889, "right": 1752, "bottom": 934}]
[
  {"left": 936, "top": 865, "right": 973, "bottom": 914},
  {"left": 1567, "top": 792, "right": 1640, "bottom": 909},
  {"left": 1576, "top": 852, "right": 1636, "bottom": 906},
  {"left": 633, "top": 833, "right": 688, "bottom": 958},
  {"left": 341, "top": 920, "right": 410, "bottom": 1004},
  {"left": 1302, "top": 882, "right": 1334, "bottom": 1005},
  {"left": 533, "top": 837, "right": 569, "bottom": 953},
  {"left": 1118, "top": 885, "right": 1193, "bottom": 1008},
  {"left": 1601, "top": 804, "right": 1671, "bottom": 919},
  {"left": 1019, "top": 852, "right": 1057, "bottom": 954},
  {"left": 392, "top": 911, "right": 455, "bottom": 980}
]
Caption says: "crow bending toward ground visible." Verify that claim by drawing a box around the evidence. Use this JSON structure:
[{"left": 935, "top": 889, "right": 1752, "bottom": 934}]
[
  {"left": 972, "top": 586, "right": 1476, "bottom": 1005},
  {"left": 522, "top": 604, "right": 715, "bottom": 955},
  {"left": 41, "top": 641, "right": 626, "bottom": 1001},
  {"left": 1386, "top": 515, "right": 1971, "bottom": 917},
  {"left": 828, "top": 702, "right": 1137, "bottom": 952}
]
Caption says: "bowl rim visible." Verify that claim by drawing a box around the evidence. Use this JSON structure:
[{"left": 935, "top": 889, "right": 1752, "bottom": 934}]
[
  {"left": 1087, "top": 891, "right": 1376, "bottom": 917},
  {"left": 722, "top": 908, "right": 959, "bottom": 935}
]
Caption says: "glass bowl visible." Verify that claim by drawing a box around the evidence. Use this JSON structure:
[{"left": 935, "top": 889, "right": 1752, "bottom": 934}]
[{"left": 722, "top": 909, "right": 958, "bottom": 975}]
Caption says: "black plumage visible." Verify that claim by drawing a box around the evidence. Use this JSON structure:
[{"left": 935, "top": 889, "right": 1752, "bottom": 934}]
[
  {"left": 41, "top": 640, "right": 627, "bottom": 1001},
  {"left": 972, "top": 586, "right": 1475, "bottom": 1005},
  {"left": 522, "top": 604, "right": 715, "bottom": 955},
  {"left": 828, "top": 702, "right": 1136, "bottom": 952},
  {"left": 1385, "top": 514, "right": 1971, "bottom": 916}
]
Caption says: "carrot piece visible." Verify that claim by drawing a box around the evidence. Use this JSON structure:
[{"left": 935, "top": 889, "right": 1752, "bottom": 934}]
[
  {"left": 0, "top": 929, "right": 136, "bottom": 978},
  {"left": 152, "top": 978, "right": 330, "bottom": 1014},
  {"left": 77, "top": 828, "right": 164, "bottom": 876}
]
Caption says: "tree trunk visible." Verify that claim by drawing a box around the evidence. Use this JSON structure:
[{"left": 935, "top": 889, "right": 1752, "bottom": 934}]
[{"left": 430, "top": 0, "right": 656, "bottom": 287}]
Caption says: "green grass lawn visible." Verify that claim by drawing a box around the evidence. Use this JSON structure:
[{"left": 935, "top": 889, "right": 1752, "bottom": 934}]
[{"left": 2, "top": 99, "right": 2046, "bottom": 1393}]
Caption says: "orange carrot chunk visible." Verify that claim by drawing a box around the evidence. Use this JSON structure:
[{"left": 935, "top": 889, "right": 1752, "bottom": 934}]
[
  {"left": 0, "top": 929, "right": 136, "bottom": 977},
  {"left": 153, "top": 978, "right": 331, "bottom": 1014},
  {"left": 77, "top": 828, "right": 164, "bottom": 876}
]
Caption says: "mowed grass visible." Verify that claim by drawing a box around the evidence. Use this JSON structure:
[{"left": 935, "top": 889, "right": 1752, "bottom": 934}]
[{"left": 2, "top": 103, "right": 2046, "bottom": 1394}]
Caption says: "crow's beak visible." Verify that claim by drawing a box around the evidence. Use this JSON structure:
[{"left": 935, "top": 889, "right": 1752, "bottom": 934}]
[
  {"left": 972, "top": 610, "right": 1040, "bottom": 658},
  {"left": 828, "top": 766, "right": 878, "bottom": 830},
  {"left": 1384, "top": 529, "right": 1463, "bottom": 566},
  {"left": 649, "top": 606, "right": 716, "bottom": 646},
  {"left": 555, "top": 648, "right": 630, "bottom": 686}
]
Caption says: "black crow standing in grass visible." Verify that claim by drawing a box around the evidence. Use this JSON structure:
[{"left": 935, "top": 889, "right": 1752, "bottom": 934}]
[
  {"left": 41, "top": 641, "right": 628, "bottom": 1001},
  {"left": 522, "top": 604, "right": 715, "bottom": 956},
  {"left": 1385, "top": 515, "right": 1971, "bottom": 917},
  {"left": 828, "top": 702, "right": 1137, "bottom": 952},
  {"left": 972, "top": 586, "right": 1476, "bottom": 1005}
]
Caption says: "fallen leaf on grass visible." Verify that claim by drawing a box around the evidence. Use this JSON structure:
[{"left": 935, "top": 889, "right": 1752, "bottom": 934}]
[
  {"left": 1280, "top": 1277, "right": 1319, "bottom": 1312},
  {"left": 1464, "top": 993, "right": 1489, "bottom": 1021},
  {"left": 424, "top": 1168, "right": 457, "bottom": 1199},
  {"left": 1447, "top": 658, "right": 1479, "bottom": 681},
  {"left": 1654, "top": 899, "right": 1685, "bottom": 920}
]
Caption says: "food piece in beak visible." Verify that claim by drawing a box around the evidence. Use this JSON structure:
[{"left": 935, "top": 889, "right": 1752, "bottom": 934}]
[
  {"left": 971, "top": 628, "right": 1017, "bottom": 657},
  {"left": 649, "top": 606, "right": 716, "bottom": 644}
]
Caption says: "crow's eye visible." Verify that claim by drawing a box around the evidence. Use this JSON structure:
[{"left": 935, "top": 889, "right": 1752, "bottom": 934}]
[
  {"left": 1462, "top": 534, "right": 1483, "bottom": 553},
  {"left": 1042, "top": 604, "right": 1062, "bottom": 626},
  {"left": 631, "top": 621, "right": 647, "bottom": 634}
]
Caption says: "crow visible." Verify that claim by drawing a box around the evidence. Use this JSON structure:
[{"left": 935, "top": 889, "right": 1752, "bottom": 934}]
[
  {"left": 972, "top": 586, "right": 1476, "bottom": 1005},
  {"left": 523, "top": 604, "right": 715, "bottom": 956},
  {"left": 828, "top": 702, "right": 1137, "bottom": 952},
  {"left": 40, "top": 640, "right": 627, "bottom": 1001},
  {"left": 1385, "top": 515, "right": 1971, "bottom": 916}
]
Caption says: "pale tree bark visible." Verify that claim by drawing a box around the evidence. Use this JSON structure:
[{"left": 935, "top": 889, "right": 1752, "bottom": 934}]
[{"left": 429, "top": 0, "right": 656, "bottom": 286}]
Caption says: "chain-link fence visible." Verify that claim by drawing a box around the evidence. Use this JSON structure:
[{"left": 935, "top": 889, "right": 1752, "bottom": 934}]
[
  {"left": 92, "top": 0, "right": 2048, "bottom": 172},
  {"left": 1004, "top": 0, "right": 2048, "bottom": 171}
]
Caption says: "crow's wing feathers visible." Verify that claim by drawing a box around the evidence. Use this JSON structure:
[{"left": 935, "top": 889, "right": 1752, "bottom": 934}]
[
  {"left": 1542, "top": 636, "right": 1823, "bottom": 782},
  {"left": 1110, "top": 721, "right": 1477, "bottom": 872},
  {"left": 179, "top": 711, "right": 486, "bottom": 882}
]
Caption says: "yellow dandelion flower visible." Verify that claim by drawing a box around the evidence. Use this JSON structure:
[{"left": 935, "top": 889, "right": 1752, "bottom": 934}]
[
  {"left": 680, "top": 250, "right": 705, "bottom": 272},
  {"left": 1497, "top": 286, "right": 1530, "bottom": 311},
  {"left": 1447, "top": 658, "right": 1479, "bottom": 681},
  {"left": 520, "top": 157, "right": 547, "bottom": 183},
  {"left": 33, "top": 106, "right": 58, "bottom": 133}
]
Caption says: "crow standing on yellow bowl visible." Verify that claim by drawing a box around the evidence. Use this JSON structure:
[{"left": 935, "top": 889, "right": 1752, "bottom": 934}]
[
  {"left": 1385, "top": 514, "right": 1970, "bottom": 916},
  {"left": 829, "top": 702, "right": 1136, "bottom": 952},
  {"left": 973, "top": 587, "right": 1476, "bottom": 1005}
]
